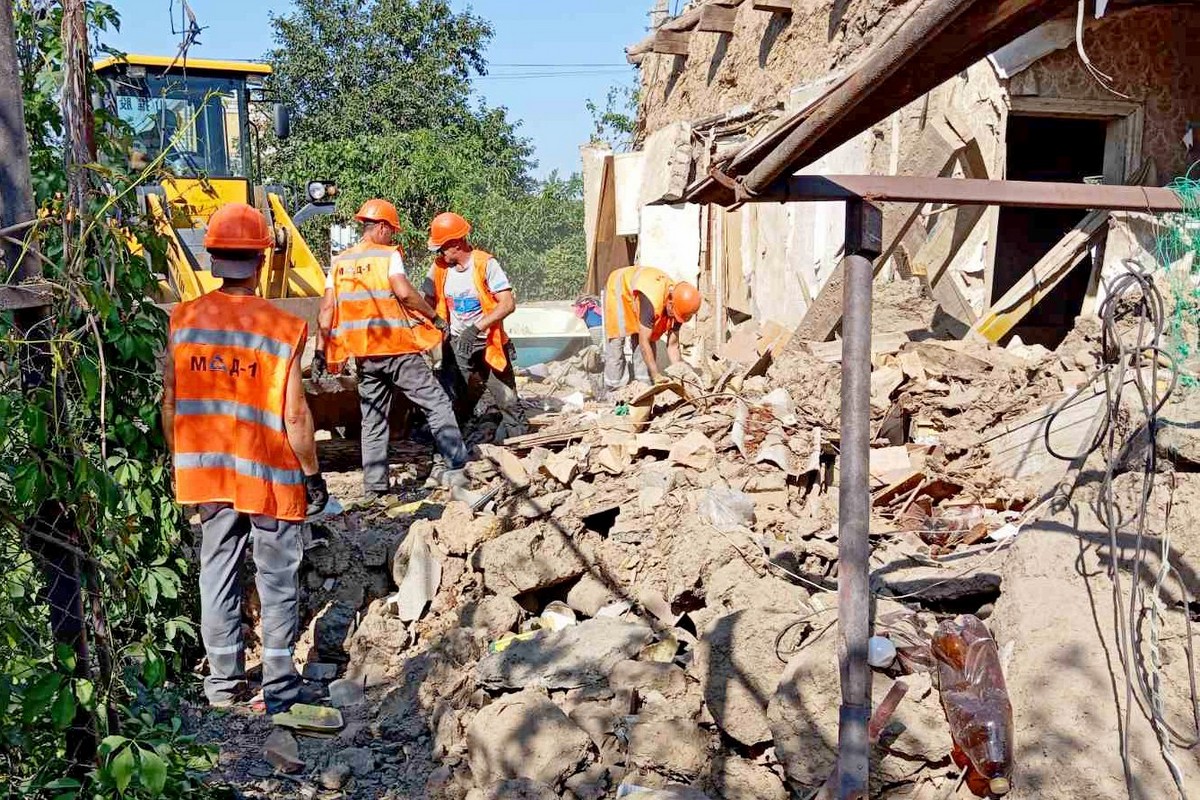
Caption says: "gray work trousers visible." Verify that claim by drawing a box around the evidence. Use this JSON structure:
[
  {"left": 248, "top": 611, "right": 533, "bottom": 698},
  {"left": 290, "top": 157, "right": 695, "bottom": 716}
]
[
  {"left": 198, "top": 504, "right": 302, "bottom": 714},
  {"left": 603, "top": 334, "right": 650, "bottom": 391},
  {"left": 358, "top": 353, "right": 467, "bottom": 494},
  {"left": 440, "top": 338, "right": 528, "bottom": 439}
]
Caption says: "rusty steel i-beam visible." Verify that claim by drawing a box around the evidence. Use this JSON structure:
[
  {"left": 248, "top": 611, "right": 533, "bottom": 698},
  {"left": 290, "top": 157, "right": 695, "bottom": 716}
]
[{"left": 759, "top": 174, "right": 1186, "bottom": 212}]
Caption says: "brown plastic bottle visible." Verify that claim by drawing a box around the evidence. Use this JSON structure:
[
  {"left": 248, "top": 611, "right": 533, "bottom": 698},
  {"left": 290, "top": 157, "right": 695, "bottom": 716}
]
[{"left": 932, "top": 614, "right": 1014, "bottom": 797}]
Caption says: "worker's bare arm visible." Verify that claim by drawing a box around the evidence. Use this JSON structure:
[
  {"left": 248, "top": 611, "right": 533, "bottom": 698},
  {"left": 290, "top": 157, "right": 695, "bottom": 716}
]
[{"left": 283, "top": 341, "right": 320, "bottom": 475}]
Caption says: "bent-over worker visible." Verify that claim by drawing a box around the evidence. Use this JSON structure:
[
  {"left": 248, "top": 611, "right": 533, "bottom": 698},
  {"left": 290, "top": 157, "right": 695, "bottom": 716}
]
[
  {"left": 602, "top": 266, "right": 701, "bottom": 391},
  {"left": 162, "top": 202, "right": 329, "bottom": 713},
  {"left": 423, "top": 212, "right": 528, "bottom": 442},
  {"left": 317, "top": 199, "right": 469, "bottom": 497}
]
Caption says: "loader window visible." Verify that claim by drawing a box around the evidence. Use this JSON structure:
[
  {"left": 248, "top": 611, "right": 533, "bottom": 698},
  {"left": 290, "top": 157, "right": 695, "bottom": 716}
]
[{"left": 111, "top": 74, "right": 248, "bottom": 178}]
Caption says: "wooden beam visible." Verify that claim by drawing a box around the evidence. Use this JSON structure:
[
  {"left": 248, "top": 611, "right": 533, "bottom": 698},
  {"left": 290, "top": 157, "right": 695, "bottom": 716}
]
[
  {"left": 753, "top": 0, "right": 795, "bottom": 11},
  {"left": 698, "top": 4, "right": 738, "bottom": 32},
  {"left": 627, "top": 3, "right": 707, "bottom": 59},
  {"left": 972, "top": 209, "right": 1110, "bottom": 342},
  {"left": 652, "top": 30, "right": 691, "bottom": 56},
  {"left": 0, "top": 283, "right": 54, "bottom": 311}
]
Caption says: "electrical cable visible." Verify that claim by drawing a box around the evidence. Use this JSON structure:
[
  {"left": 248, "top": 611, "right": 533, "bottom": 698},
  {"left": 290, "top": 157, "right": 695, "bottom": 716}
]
[{"left": 1043, "top": 256, "right": 1197, "bottom": 799}]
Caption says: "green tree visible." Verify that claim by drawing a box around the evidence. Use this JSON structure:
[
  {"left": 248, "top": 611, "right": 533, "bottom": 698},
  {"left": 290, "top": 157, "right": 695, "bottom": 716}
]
[
  {"left": 587, "top": 80, "right": 640, "bottom": 152},
  {"left": 2, "top": 3, "right": 218, "bottom": 796},
  {"left": 265, "top": 0, "right": 586, "bottom": 300}
]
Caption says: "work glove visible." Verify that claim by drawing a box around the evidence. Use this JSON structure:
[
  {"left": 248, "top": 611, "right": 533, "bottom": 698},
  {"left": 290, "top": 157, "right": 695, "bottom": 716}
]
[
  {"left": 454, "top": 324, "right": 480, "bottom": 367},
  {"left": 311, "top": 350, "right": 327, "bottom": 377},
  {"left": 432, "top": 316, "right": 450, "bottom": 337},
  {"left": 305, "top": 472, "right": 330, "bottom": 517}
]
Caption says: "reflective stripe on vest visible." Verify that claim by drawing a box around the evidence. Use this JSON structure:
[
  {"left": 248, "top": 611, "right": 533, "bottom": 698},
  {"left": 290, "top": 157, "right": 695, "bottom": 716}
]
[
  {"left": 169, "top": 292, "right": 308, "bottom": 521},
  {"left": 431, "top": 249, "right": 510, "bottom": 372},
  {"left": 327, "top": 242, "right": 441, "bottom": 358},
  {"left": 174, "top": 452, "right": 304, "bottom": 485},
  {"left": 603, "top": 265, "right": 671, "bottom": 341}
]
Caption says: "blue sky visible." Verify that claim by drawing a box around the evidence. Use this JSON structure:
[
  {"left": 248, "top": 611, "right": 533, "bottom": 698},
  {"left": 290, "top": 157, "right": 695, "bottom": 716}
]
[{"left": 102, "top": 0, "right": 651, "bottom": 178}]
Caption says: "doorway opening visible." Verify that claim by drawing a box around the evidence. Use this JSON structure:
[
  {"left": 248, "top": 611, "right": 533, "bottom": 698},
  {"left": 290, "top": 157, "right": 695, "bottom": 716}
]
[{"left": 992, "top": 114, "right": 1108, "bottom": 347}]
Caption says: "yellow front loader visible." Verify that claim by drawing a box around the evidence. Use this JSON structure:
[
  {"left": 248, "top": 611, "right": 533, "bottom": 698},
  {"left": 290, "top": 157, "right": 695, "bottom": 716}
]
[{"left": 96, "top": 54, "right": 360, "bottom": 432}]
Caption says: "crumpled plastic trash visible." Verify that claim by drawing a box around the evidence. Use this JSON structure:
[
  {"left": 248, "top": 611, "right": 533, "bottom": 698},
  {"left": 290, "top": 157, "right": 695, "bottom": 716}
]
[{"left": 697, "top": 486, "right": 755, "bottom": 531}]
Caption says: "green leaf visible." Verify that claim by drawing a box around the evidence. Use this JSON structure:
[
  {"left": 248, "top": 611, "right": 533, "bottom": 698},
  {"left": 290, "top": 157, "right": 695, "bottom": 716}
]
[
  {"left": 50, "top": 685, "right": 76, "bottom": 729},
  {"left": 42, "top": 778, "right": 82, "bottom": 790},
  {"left": 22, "top": 672, "right": 62, "bottom": 723},
  {"left": 13, "top": 461, "right": 46, "bottom": 506},
  {"left": 22, "top": 403, "right": 49, "bottom": 448},
  {"left": 142, "top": 570, "right": 159, "bottom": 607},
  {"left": 110, "top": 743, "right": 135, "bottom": 793},
  {"left": 100, "top": 734, "right": 129, "bottom": 754},
  {"left": 55, "top": 642, "right": 77, "bottom": 673},
  {"left": 74, "top": 679, "right": 95, "bottom": 710},
  {"left": 138, "top": 747, "right": 167, "bottom": 796},
  {"left": 143, "top": 650, "right": 165, "bottom": 688}
]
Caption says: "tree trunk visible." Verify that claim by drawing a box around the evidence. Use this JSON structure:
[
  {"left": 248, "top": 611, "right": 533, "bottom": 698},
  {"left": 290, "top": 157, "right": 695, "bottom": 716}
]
[{"left": 0, "top": 0, "right": 98, "bottom": 774}]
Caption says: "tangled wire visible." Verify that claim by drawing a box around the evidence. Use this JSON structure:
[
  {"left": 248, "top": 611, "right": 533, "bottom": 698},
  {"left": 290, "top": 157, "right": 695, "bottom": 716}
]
[{"left": 1046, "top": 259, "right": 1198, "bottom": 799}]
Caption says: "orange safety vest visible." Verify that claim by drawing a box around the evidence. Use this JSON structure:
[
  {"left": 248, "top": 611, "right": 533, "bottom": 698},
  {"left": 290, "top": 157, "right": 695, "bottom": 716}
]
[
  {"left": 430, "top": 249, "right": 510, "bottom": 372},
  {"left": 603, "top": 266, "right": 674, "bottom": 342},
  {"left": 326, "top": 242, "right": 442, "bottom": 362},
  {"left": 169, "top": 292, "right": 308, "bottom": 521}
]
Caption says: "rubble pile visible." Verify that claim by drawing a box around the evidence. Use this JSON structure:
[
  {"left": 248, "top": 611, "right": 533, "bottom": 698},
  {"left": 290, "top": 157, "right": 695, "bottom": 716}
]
[{"left": 212, "top": 281, "right": 1122, "bottom": 800}]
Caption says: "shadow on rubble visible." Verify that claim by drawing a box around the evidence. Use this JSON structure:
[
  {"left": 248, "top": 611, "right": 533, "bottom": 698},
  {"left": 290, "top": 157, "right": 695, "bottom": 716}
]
[{"left": 372, "top": 445, "right": 842, "bottom": 796}]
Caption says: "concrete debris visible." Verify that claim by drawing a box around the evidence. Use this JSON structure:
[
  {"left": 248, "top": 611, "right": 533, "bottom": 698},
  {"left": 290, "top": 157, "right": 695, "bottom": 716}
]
[
  {"left": 319, "top": 762, "right": 352, "bottom": 791},
  {"left": 436, "top": 501, "right": 506, "bottom": 556},
  {"left": 481, "top": 778, "right": 559, "bottom": 800},
  {"left": 393, "top": 524, "right": 443, "bottom": 622},
  {"left": 466, "top": 689, "right": 593, "bottom": 787},
  {"left": 459, "top": 594, "right": 523, "bottom": 638},
  {"left": 471, "top": 521, "right": 594, "bottom": 595},
  {"left": 328, "top": 675, "right": 366, "bottom": 708},
  {"left": 263, "top": 729, "right": 304, "bottom": 774},
  {"left": 627, "top": 717, "right": 710, "bottom": 779},
  {"left": 334, "top": 746, "right": 376, "bottom": 776},
  {"left": 705, "top": 757, "right": 788, "bottom": 800},
  {"left": 225, "top": 301, "right": 1137, "bottom": 800},
  {"left": 695, "top": 609, "right": 806, "bottom": 746},
  {"left": 566, "top": 573, "right": 621, "bottom": 617},
  {"left": 669, "top": 431, "right": 717, "bottom": 471},
  {"left": 476, "top": 617, "right": 653, "bottom": 690}
]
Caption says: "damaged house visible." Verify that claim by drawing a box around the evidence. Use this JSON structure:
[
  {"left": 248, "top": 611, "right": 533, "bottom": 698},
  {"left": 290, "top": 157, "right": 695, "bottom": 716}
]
[{"left": 584, "top": 0, "right": 1200, "bottom": 348}]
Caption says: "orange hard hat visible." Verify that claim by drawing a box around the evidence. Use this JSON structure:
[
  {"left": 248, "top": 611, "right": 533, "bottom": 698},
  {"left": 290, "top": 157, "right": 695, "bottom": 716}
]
[
  {"left": 204, "top": 202, "right": 272, "bottom": 251},
  {"left": 355, "top": 198, "right": 402, "bottom": 230},
  {"left": 428, "top": 212, "right": 472, "bottom": 251},
  {"left": 669, "top": 281, "right": 701, "bottom": 323}
]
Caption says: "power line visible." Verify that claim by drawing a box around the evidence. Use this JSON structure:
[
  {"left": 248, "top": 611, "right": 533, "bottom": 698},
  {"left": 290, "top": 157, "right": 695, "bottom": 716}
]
[{"left": 488, "top": 62, "right": 628, "bottom": 68}]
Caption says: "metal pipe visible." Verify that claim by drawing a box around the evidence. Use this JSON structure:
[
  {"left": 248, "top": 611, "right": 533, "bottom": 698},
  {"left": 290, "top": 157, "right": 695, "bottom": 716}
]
[
  {"left": 836, "top": 200, "right": 881, "bottom": 799},
  {"left": 767, "top": 174, "right": 1185, "bottom": 212}
]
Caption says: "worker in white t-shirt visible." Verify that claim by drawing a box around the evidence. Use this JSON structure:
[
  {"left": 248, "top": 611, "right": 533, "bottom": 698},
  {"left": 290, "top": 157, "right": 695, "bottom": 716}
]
[
  {"left": 316, "top": 199, "right": 468, "bottom": 497},
  {"left": 422, "top": 212, "right": 528, "bottom": 442}
]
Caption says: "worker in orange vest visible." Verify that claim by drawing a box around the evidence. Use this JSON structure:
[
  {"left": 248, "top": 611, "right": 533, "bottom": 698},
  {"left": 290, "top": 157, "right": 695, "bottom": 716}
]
[
  {"left": 602, "top": 266, "right": 701, "bottom": 392},
  {"left": 162, "top": 203, "right": 328, "bottom": 713},
  {"left": 317, "top": 199, "right": 469, "bottom": 497},
  {"left": 423, "top": 212, "right": 528, "bottom": 442}
]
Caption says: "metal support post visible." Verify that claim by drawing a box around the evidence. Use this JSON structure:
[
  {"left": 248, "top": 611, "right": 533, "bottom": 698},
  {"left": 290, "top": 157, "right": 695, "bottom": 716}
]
[{"left": 836, "top": 198, "right": 882, "bottom": 800}]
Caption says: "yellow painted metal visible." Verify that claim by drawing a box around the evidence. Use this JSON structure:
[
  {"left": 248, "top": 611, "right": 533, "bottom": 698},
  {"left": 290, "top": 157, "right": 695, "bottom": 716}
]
[
  {"left": 93, "top": 53, "right": 272, "bottom": 75},
  {"left": 162, "top": 177, "right": 253, "bottom": 228},
  {"left": 144, "top": 192, "right": 220, "bottom": 301},
  {"left": 267, "top": 193, "right": 329, "bottom": 299}
]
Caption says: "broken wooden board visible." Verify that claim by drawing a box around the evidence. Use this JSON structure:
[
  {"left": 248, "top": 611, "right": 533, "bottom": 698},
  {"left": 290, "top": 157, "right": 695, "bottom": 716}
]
[
  {"left": 698, "top": 4, "right": 738, "bottom": 32},
  {"left": 972, "top": 209, "right": 1108, "bottom": 342},
  {"left": 803, "top": 332, "right": 910, "bottom": 363},
  {"left": 985, "top": 384, "right": 1107, "bottom": 485},
  {"left": 652, "top": 30, "right": 691, "bottom": 56}
]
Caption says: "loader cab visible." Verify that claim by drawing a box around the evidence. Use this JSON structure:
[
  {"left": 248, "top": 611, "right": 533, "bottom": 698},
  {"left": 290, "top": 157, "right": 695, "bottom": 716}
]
[{"left": 94, "top": 54, "right": 267, "bottom": 183}]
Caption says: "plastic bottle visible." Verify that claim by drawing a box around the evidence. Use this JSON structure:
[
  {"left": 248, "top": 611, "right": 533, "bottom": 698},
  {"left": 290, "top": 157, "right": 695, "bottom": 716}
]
[{"left": 932, "top": 614, "right": 1014, "bottom": 797}]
